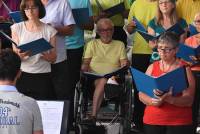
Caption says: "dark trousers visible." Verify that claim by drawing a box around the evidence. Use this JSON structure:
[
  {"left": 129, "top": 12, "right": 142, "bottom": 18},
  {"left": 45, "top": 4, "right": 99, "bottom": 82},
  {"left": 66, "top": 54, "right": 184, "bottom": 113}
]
[
  {"left": 51, "top": 60, "right": 68, "bottom": 100},
  {"left": 144, "top": 124, "right": 193, "bottom": 134},
  {"left": 16, "top": 72, "right": 55, "bottom": 100},
  {"left": 192, "top": 71, "right": 200, "bottom": 134},
  {"left": 131, "top": 54, "right": 151, "bottom": 130},
  {"left": 66, "top": 47, "right": 84, "bottom": 129}
]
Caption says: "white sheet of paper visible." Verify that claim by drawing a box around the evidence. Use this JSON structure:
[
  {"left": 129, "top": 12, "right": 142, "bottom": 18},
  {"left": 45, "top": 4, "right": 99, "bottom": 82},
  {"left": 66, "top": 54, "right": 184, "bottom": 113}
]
[{"left": 37, "top": 101, "right": 64, "bottom": 134}]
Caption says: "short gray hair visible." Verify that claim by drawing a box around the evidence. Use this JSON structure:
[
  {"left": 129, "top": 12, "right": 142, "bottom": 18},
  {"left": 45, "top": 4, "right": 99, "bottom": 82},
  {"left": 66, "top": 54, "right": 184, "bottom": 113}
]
[
  {"left": 157, "top": 31, "right": 180, "bottom": 48},
  {"left": 96, "top": 18, "right": 114, "bottom": 30}
]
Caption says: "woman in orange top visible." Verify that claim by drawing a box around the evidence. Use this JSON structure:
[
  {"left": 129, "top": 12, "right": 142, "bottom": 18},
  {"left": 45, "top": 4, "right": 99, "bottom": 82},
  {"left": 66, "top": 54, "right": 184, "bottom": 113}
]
[
  {"left": 185, "top": 12, "right": 200, "bottom": 134},
  {"left": 139, "top": 32, "right": 195, "bottom": 134}
]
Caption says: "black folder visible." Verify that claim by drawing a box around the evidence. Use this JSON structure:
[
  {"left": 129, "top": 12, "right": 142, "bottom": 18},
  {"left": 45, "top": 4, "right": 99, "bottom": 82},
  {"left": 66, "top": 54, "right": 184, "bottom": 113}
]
[
  {"left": 103, "top": 2, "right": 125, "bottom": 17},
  {"left": 83, "top": 66, "right": 128, "bottom": 79},
  {"left": 72, "top": 8, "right": 90, "bottom": 26},
  {"left": 130, "top": 67, "right": 188, "bottom": 98},
  {"left": 0, "top": 31, "right": 53, "bottom": 56}
]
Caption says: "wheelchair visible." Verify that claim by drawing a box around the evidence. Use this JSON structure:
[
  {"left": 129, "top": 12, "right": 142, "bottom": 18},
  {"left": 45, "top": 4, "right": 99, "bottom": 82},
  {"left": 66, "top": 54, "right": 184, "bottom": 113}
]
[{"left": 73, "top": 67, "right": 133, "bottom": 134}]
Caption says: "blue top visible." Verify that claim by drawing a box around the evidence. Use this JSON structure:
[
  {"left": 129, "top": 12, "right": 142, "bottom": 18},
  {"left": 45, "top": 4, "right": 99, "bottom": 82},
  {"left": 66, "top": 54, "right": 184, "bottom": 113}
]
[
  {"left": 148, "top": 18, "right": 187, "bottom": 35},
  {"left": 65, "top": 0, "right": 93, "bottom": 49}
]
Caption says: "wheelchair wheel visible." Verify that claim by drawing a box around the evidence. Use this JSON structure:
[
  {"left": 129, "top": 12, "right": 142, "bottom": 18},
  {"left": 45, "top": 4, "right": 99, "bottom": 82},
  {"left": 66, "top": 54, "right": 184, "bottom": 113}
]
[{"left": 119, "top": 76, "right": 133, "bottom": 134}]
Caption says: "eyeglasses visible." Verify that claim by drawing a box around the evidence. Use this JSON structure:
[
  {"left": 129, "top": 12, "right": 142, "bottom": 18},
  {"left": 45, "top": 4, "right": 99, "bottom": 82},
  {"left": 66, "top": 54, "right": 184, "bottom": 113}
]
[
  {"left": 159, "top": 0, "right": 171, "bottom": 4},
  {"left": 97, "top": 28, "right": 113, "bottom": 33},
  {"left": 157, "top": 47, "right": 175, "bottom": 53},
  {"left": 24, "top": 6, "right": 38, "bottom": 11}
]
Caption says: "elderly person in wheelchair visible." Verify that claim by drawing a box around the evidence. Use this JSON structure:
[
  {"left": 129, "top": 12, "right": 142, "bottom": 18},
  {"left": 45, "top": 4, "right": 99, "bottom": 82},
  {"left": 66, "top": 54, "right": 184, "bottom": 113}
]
[{"left": 81, "top": 18, "right": 129, "bottom": 123}]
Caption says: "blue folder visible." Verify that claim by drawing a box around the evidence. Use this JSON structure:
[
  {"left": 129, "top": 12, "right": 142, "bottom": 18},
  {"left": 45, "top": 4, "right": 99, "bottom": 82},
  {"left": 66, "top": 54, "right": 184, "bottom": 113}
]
[
  {"left": 130, "top": 67, "right": 188, "bottom": 98},
  {"left": 137, "top": 23, "right": 185, "bottom": 42},
  {"left": 177, "top": 43, "right": 200, "bottom": 65},
  {"left": 18, "top": 38, "right": 53, "bottom": 56},
  {"left": 0, "top": 31, "right": 53, "bottom": 56},
  {"left": 189, "top": 24, "right": 199, "bottom": 37},
  {"left": 72, "top": 8, "right": 90, "bottom": 27},
  {"left": 132, "top": 17, "right": 146, "bottom": 32},
  {"left": 9, "top": 11, "right": 23, "bottom": 23},
  {"left": 83, "top": 66, "right": 128, "bottom": 79}
]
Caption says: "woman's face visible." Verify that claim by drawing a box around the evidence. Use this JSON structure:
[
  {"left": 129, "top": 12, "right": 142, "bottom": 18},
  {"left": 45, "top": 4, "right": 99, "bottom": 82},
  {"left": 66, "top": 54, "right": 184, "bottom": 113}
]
[
  {"left": 159, "top": 0, "right": 175, "bottom": 14},
  {"left": 157, "top": 42, "right": 177, "bottom": 61},
  {"left": 24, "top": 0, "right": 39, "bottom": 20},
  {"left": 194, "top": 15, "right": 200, "bottom": 32}
]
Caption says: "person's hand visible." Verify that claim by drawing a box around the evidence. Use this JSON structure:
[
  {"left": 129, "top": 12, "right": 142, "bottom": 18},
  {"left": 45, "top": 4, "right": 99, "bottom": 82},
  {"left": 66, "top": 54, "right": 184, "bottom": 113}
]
[
  {"left": 81, "top": 64, "right": 90, "bottom": 72},
  {"left": 153, "top": 89, "right": 165, "bottom": 97},
  {"left": 149, "top": 40, "right": 157, "bottom": 49},
  {"left": 127, "top": 21, "right": 136, "bottom": 34},
  {"left": 0, "top": 16, "right": 6, "bottom": 22},
  {"left": 151, "top": 88, "right": 172, "bottom": 106},
  {"left": 16, "top": 49, "right": 31, "bottom": 60},
  {"left": 41, "top": 51, "right": 56, "bottom": 63}
]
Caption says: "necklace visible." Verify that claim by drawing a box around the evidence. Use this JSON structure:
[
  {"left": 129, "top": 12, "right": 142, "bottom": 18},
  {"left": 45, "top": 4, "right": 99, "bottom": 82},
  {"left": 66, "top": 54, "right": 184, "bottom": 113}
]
[{"left": 161, "top": 58, "right": 176, "bottom": 73}]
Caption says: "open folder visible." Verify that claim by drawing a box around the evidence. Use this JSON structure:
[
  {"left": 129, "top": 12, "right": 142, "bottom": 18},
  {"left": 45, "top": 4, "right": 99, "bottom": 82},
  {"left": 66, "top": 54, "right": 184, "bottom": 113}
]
[
  {"left": 103, "top": 2, "right": 125, "bottom": 17},
  {"left": 1, "top": 0, "right": 23, "bottom": 23},
  {"left": 9, "top": 11, "right": 23, "bottom": 23},
  {"left": 189, "top": 24, "right": 199, "bottom": 37},
  {"left": 72, "top": 8, "right": 90, "bottom": 26},
  {"left": 0, "top": 31, "right": 53, "bottom": 56},
  {"left": 137, "top": 23, "right": 185, "bottom": 42},
  {"left": 132, "top": 17, "right": 146, "bottom": 32},
  {"left": 83, "top": 66, "right": 128, "bottom": 79},
  {"left": 130, "top": 67, "right": 188, "bottom": 98},
  {"left": 177, "top": 43, "right": 200, "bottom": 65}
]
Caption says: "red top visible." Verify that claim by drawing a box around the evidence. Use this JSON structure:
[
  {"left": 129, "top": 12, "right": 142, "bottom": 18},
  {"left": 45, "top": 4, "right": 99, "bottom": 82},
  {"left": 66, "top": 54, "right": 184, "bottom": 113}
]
[{"left": 143, "top": 61, "right": 192, "bottom": 125}]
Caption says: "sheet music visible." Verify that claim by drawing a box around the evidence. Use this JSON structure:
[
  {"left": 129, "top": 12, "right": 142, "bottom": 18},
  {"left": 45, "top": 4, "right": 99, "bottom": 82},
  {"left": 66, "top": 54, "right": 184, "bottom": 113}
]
[{"left": 37, "top": 101, "right": 64, "bottom": 134}]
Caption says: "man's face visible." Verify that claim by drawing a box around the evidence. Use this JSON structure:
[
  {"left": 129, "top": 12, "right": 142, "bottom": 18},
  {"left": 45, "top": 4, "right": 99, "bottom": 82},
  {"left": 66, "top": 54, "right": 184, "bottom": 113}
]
[{"left": 97, "top": 23, "right": 114, "bottom": 43}]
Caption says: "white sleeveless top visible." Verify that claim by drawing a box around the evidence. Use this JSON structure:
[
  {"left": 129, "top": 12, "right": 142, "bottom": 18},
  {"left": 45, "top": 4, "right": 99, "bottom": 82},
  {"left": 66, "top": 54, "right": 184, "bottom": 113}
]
[{"left": 11, "top": 22, "right": 57, "bottom": 73}]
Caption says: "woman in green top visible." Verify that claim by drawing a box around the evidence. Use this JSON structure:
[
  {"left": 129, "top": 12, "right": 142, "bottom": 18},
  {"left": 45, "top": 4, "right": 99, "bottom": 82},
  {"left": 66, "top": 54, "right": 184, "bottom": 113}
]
[{"left": 148, "top": 0, "right": 188, "bottom": 62}]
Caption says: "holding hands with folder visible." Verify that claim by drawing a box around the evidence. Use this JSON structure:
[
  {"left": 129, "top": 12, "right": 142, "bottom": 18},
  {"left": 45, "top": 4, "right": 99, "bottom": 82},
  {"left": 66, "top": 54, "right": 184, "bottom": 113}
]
[
  {"left": 138, "top": 32, "right": 195, "bottom": 134},
  {"left": 10, "top": 0, "right": 58, "bottom": 100}
]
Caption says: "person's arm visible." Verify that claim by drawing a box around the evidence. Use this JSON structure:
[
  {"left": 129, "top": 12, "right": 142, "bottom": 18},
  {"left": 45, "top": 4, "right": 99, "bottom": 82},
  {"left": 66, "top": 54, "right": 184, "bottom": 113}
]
[
  {"left": 81, "top": 58, "right": 92, "bottom": 72},
  {"left": 164, "top": 66, "right": 196, "bottom": 107},
  {"left": 54, "top": 24, "right": 75, "bottom": 36},
  {"left": 120, "top": 59, "right": 129, "bottom": 67},
  {"left": 41, "top": 35, "right": 57, "bottom": 63},
  {"left": 11, "top": 29, "right": 31, "bottom": 59},
  {"left": 126, "top": 21, "right": 136, "bottom": 34},
  {"left": 33, "top": 130, "right": 43, "bottom": 134}
]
